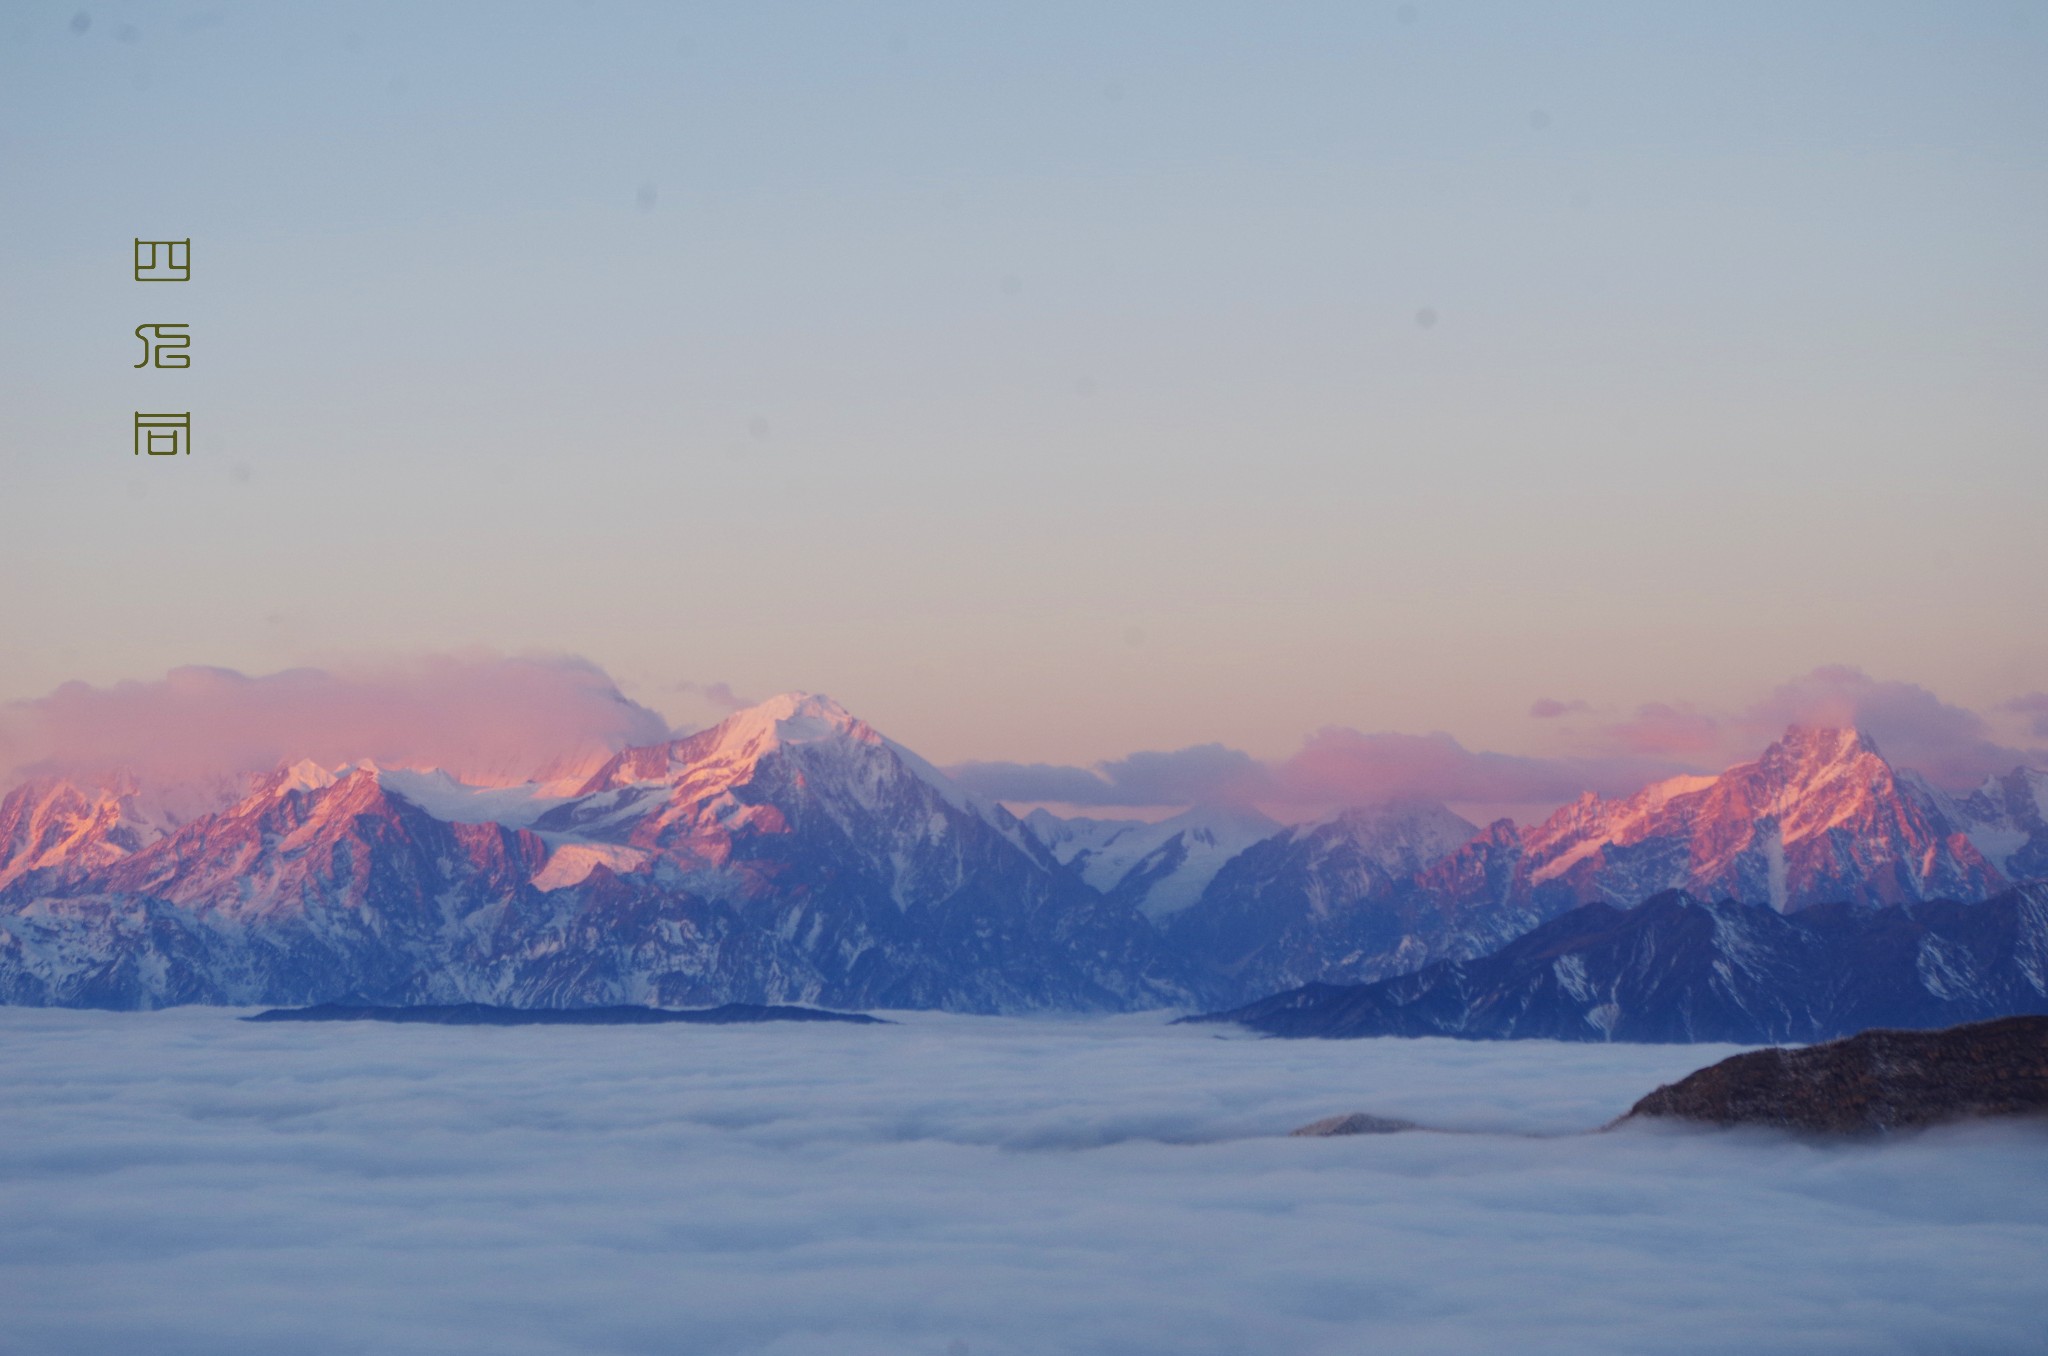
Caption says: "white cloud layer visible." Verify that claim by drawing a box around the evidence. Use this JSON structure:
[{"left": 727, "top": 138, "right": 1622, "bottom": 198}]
[{"left": 1, "top": 1011, "right": 2044, "bottom": 1355}]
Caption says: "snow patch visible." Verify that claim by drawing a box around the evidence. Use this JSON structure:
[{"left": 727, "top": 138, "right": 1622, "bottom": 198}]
[
  {"left": 375, "top": 768, "right": 567, "bottom": 829},
  {"left": 532, "top": 842, "right": 651, "bottom": 891}
]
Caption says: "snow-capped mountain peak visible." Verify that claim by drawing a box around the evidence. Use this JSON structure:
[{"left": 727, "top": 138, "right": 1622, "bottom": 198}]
[
  {"left": 1026, "top": 803, "right": 1283, "bottom": 920},
  {"left": 1519, "top": 725, "right": 2001, "bottom": 909},
  {"left": 711, "top": 692, "right": 867, "bottom": 751},
  {"left": 1299, "top": 799, "right": 1480, "bottom": 862},
  {"left": 513, "top": 692, "right": 1052, "bottom": 897},
  {"left": 1944, "top": 764, "right": 2048, "bottom": 882},
  {"left": 260, "top": 759, "right": 342, "bottom": 797},
  {"left": 0, "top": 770, "right": 250, "bottom": 889},
  {"left": 7, "top": 708, "right": 2044, "bottom": 1015},
  {"left": 572, "top": 692, "right": 870, "bottom": 796}
]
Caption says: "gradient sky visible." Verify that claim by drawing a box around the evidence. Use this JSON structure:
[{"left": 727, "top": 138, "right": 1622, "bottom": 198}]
[{"left": 4, "top": 1, "right": 2045, "bottom": 777}]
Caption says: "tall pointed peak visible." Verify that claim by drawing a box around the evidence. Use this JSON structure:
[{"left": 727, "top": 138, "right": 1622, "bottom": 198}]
[
  {"left": 576, "top": 692, "right": 876, "bottom": 794},
  {"left": 702, "top": 692, "right": 868, "bottom": 754},
  {"left": 265, "top": 758, "right": 341, "bottom": 796},
  {"left": 1769, "top": 725, "right": 1883, "bottom": 763},
  {"left": 1746, "top": 727, "right": 1896, "bottom": 798}
]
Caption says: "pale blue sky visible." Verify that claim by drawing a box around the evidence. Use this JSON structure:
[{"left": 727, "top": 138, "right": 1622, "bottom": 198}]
[{"left": 3, "top": 1, "right": 2044, "bottom": 766}]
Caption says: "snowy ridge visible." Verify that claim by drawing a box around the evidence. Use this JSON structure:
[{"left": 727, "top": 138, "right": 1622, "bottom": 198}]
[
  {"left": 2, "top": 704, "right": 2046, "bottom": 1015},
  {"left": 1511, "top": 726, "right": 2007, "bottom": 909},
  {"left": 1025, "top": 805, "right": 1282, "bottom": 920}
]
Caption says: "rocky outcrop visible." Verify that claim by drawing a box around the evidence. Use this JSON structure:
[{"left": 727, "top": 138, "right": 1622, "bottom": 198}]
[{"left": 1619, "top": 1015, "right": 2048, "bottom": 1133}]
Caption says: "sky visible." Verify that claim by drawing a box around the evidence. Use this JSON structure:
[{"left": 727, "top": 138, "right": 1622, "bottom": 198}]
[
  {"left": 3, "top": 1006, "right": 2046, "bottom": 1355},
  {"left": 3, "top": 1, "right": 2045, "bottom": 794}
]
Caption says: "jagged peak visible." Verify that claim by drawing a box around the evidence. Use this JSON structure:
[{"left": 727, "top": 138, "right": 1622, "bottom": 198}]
[
  {"left": 1307, "top": 798, "right": 1477, "bottom": 841},
  {"left": 263, "top": 758, "right": 341, "bottom": 796},
  {"left": 1765, "top": 724, "right": 1886, "bottom": 766},
  {"left": 1523, "top": 726, "right": 1907, "bottom": 884},
  {"left": 286, "top": 763, "right": 397, "bottom": 820},
  {"left": 1735, "top": 727, "right": 1900, "bottom": 819},
  {"left": 214, "top": 760, "right": 387, "bottom": 824}
]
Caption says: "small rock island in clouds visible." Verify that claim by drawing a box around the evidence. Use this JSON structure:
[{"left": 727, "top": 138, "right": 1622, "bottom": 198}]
[{"left": 246, "top": 1001, "right": 890, "bottom": 1027}]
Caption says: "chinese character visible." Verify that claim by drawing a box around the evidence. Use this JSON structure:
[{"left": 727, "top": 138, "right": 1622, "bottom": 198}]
[
  {"left": 135, "top": 323, "right": 191, "bottom": 369},
  {"left": 134, "top": 238, "right": 190, "bottom": 282},
  {"left": 134, "top": 412, "right": 191, "bottom": 456}
]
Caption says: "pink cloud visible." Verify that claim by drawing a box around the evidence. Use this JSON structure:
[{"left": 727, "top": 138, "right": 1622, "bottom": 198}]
[
  {"left": 13, "top": 655, "right": 2043, "bottom": 821},
  {"left": 1528, "top": 698, "right": 1589, "bottom": 719},
  {"left": 1270, "top": 728, "right": 1679, "bottom": 808},
  {"left": 1742, "top": 666, "right": 2031, "bottom": 788},
  {"left": 959, "top": 667, "right": 2048, "bottom": 817},
  {"left": 0, "top": 654, "right": 671, "bottom": 790},
  {"left": 1599, "top": 702, "right": 1723, "bottom": 759},
  {"left": 1570, "top": 666, "right": 2045, "bottom": 791},
  {"left": 954, "top": 731, "right": 1683, "bottom": 815}
]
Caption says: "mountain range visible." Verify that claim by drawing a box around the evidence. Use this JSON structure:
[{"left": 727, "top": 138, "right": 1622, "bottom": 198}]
[
  {"left": 3, "top": 693, "right": 2045, "bottom": 1020},
  {"left": 1191, "top": 885, "right": 2048, "bottom": 1044}
]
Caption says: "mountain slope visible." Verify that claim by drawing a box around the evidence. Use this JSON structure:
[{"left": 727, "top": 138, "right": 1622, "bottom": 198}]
[
  {"left": 1164, "top": 727, "right": 2029, "bottom": 1005},
  {"left": 1516, "top": 727, "right": 2003, "bottom": 911},
  {"left": 1192, "top": 884, "right": 2048, "bottom": 1044},
  {"left": 0, "top": 695, "right": 1197, "bottom": 1013},
  {"left": 0, "top": 773, "right": 241, "bottom": 890},
  {"left": 1023, "top": 804, "right": 1280, "bottom": 920},
  {"left": 1164, "top": 800, "right": 1482, "bottom": 995},
  {"left": 1945, "top": 768, "right": 2048, "bottom": 882},
  {"left": 4, "top": 705, "right": 2043, "bottom": 1020}
]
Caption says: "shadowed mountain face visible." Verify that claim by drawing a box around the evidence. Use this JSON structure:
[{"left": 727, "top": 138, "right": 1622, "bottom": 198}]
[
  {"left": 1189, "top": 885, "right": 2048, "bottom": 1045},
  {"left": 1619, "top": 1016, "right": 2048, "bottom": 1133},
  {"left": 1163, "top": 801, "right": 1491, "bottom": 996},
  {"left": 1023, "top": 805, "right": 1281, "bottom": 922},
  {"left": 2, "top": 697, "right": 2046, "bottom": 1017}
]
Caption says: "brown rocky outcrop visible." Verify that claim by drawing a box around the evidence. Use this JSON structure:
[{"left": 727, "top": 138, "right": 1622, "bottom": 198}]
[{"left": 1619, "top": 1015, "right": 2048, "bottom": 1134}]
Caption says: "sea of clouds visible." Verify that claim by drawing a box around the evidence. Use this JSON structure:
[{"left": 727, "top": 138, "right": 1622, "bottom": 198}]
[{"left": 1, "top": 1009, "right": 2043, "bottom": 1356}]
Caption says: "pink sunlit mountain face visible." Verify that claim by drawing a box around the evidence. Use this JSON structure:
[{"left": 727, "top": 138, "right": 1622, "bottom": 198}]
[
  {"left": 1, "top": 697, "right": 2045, "bottom": 1015},
  {"left": 0, "top": 770, "right": 253, "bottom": 891},
  {"left": 0, "top": 695, "right": 1177, "bottom": 1011},
  {"left": 1517, "top": 726, "right": 2003, "bottom": 911},
  {"left": 1161, "top": 726, "right": 2037, "bottom": 1000}
]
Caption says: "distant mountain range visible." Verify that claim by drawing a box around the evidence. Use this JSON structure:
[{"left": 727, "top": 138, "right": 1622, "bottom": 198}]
[
  {"left": 1161, "top": 725, "right": 2036, "bottom": 1002},
  {"left": 3, "top": 693, "right": 2045, "bottom": 1022},
  {"left": 1190, "top": 885, "right": 2048, "bottom": 1044}
]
